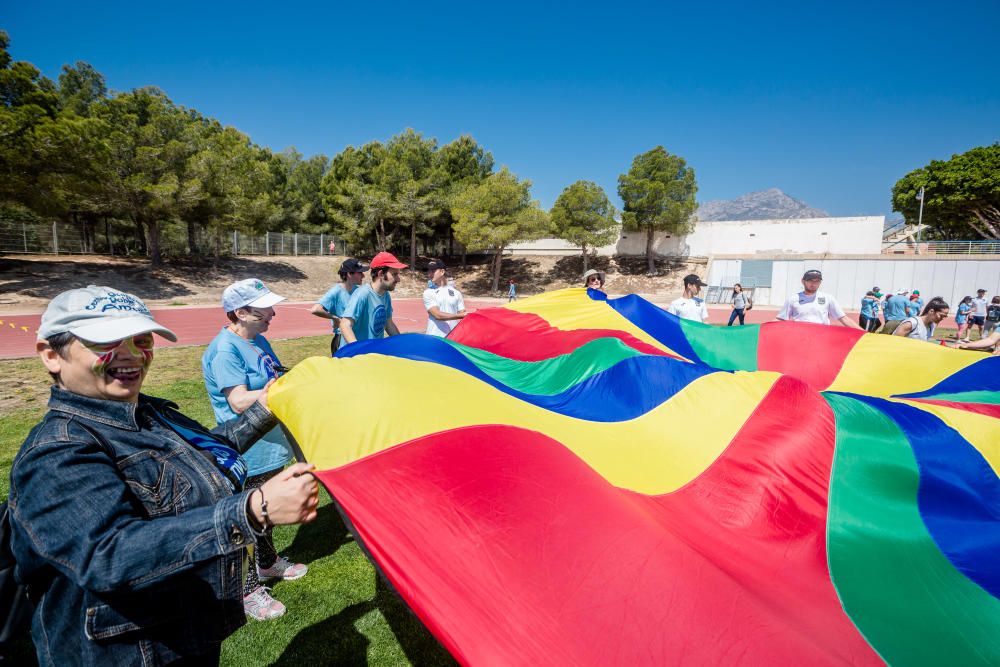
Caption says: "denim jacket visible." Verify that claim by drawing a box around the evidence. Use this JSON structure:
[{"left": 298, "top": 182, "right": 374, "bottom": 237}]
[{"left": 8, "top": 386, "right": 278, "bottom": 666}]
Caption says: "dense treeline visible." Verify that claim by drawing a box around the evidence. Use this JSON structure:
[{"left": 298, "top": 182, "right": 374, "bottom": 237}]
[
  {"left": 892, "top": 144, "right": 1000, "bottom": 240},
  {"left": 0, "top": 31, "right": 331, "bottom": 265},
  {"left": 1, "top": 30, "right": 700, "bottom": 276}
]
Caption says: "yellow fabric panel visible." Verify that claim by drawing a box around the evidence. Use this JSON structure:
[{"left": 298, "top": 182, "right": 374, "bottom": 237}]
[
  {"left": 270, "top": 355, "right": 780, "bottom": 495},
  {"left": 506, "top": 288, "right": 683, "bottom": 358},
  {"left": 895, "top": 399, "right": 1000, "bottom": 478},
  {"left": 827, "top": 334, "right": 982, "bottom": 397}
]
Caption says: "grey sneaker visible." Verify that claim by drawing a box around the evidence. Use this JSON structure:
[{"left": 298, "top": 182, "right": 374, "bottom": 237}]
[{"left": 258, "top": 556, "right": 308, "bottom": 582}]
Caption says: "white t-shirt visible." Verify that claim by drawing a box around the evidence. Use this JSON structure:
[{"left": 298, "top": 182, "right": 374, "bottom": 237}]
[
  {"left": 972, "top": 297, "right": 988, "bottom": 316},
  {"left": 777, "top": 291, "right": 846, "bottom": 325},
  {"left": 668, "top": 297, "right": 709, "bottom": 323},
  {"left": 423, "top": 285, "right": 466, "bottom": 336}
]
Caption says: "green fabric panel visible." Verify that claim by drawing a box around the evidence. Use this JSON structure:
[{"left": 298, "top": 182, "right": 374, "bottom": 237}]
[
  {"left": 824, "top": 393, "right": 1000, "bottom": 667},
  {"left": 906, "top": 390, "right": 1000, "bottom": 405},
  {"left": 445, "top": 337, "right": 643, "bottom": 396},
  {"left": 679, "top": 319, "right": 759, "bottom": 371}
]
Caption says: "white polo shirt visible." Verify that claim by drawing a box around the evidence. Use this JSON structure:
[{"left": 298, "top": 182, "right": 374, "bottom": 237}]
[
  {"left": 777, "top": 291, "right": 846, "bottom": 325},
  {"left": 423, "top": 285, "right": 465, "bottom": 336},
  {"left": 668, "top": 296, "right": 709, "bottom": 323}
]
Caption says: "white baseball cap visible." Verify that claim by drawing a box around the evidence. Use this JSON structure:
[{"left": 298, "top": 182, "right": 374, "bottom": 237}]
[
  {"left": 222, "top": 278, "right": 285, "bottom": 312},
  {"left": 38, "top": 286, "right": 177, "bottom": 343}
]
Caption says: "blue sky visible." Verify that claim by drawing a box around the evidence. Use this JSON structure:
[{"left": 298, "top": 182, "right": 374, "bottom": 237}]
[{"left": 6, "top": 0, "right": 999, "bottom": 218}]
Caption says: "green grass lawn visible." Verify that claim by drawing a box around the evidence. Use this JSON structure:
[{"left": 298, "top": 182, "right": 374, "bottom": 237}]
[{"left": 0, "top": 336, "right": 455, "bottom": 667}]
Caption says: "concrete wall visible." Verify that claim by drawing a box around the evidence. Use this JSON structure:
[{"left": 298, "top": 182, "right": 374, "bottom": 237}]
[
  {"left": 508, "top": 215, "right": 885, "bottom": 257},
  {"left": 708, "top": 257, "right": 1000, "bottom": 308}
]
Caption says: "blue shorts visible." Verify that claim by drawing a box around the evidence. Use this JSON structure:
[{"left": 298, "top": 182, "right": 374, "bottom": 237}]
[{"left": 971, "top": 315, "right": 986, "bottom": 326}]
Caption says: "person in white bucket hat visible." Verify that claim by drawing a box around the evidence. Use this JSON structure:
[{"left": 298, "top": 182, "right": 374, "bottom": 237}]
[
  {"left": 9, "top": 285, "right": 318, "bottom": 665},
  {"left": 202, "top": 278, "right": 309, "bottom": 621}
]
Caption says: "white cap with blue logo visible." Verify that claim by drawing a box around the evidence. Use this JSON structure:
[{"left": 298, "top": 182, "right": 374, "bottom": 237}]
[
  {"left": 222, "top": 278, "right": 285, "bottom": 313},
  {"left": 38, "top": 286, "right": 178, "bottom": 343}
]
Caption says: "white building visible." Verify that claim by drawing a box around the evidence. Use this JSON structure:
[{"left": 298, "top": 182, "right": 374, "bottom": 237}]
[{"left": 508, "top": 215, "right": 886, "bottom": 257}]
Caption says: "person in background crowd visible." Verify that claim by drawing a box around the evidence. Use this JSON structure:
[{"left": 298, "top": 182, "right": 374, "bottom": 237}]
[
  {"left": 985, "top": 296, "right": 1000, "bottom": 337},
  {"left": 340, "top": 252, "right": 406, "bottom": 344},
  {"left": 202, "top": 279, "right": 308, "bottom": 621},
  {"left": 870, "top": 287, "right": 884, "bottom": 330},
  {"left": 955, "top": 296, "right": 973, "bottom": 342},
  {"left": 883, "top": 289, "right": 910, "bottom": 322},
  {"left": 893, "top": 297, "right": 949, "bottom": 342},
  {"left": 668, "top": 274, "right": 709, "bottom": 323},
  {"left": 859, "top": 291, "right": 879, "bottom": 332},
  {"left": 906, "top": 290, "right": 924, "bottom": 318},
  {"left": 507, "top": 279, "right": 518, "bottom": 302},
  {"left": 311, "top": 257, "right": 368, "bottom": 355},
  {"left": 776, "top": 270, "right": 863, "bottom": 329},
  {"left": 423, "top": 259, "right": 466, "bottom": 337},
  {"left": 10, "top": 286, "right": 318, "bottom": 665},
  {"left": 583, "top": 269, "right": 606, "bottom": 294},
  {"left": 970, "top": 289, "right": 989, "bottom": 339},
  {"left": 728, "top": 283, "right": 750, "bottom": 326}
]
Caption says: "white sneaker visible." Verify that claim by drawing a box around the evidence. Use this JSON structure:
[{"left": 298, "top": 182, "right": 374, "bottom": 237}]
[{"left": 243, "top": 586, "right": 286, "bottom": 621}]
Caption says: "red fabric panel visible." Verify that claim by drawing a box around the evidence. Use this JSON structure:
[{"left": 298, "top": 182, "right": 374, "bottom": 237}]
[
  {"left": 906, "top": 398, "right": 1000, "bottom": 419},
  {"left": 316, "top": 376, "right": 879, "bottom": 665},
  {"left": 757, "top": 321, "right": 863, "bottom": 390},
  {"left": 449, "top": 308, "right": 676, "bottom": 361}
]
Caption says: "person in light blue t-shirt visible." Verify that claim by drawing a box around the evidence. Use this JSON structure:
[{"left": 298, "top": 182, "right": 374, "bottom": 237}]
[
  {"left": 311, "top": 257, "right": 368, "bottom": 355},
  {"left": 906, "top": 290, "right": 924, "bottom": 318},
  {"left": 884, "top": 291, "right": 910, "bottom": 321},
  {"left": 340, "top": 251, "right": 406, "bottom": 344},
  {"left": 859, "top": 291, "right": 878, "bottom": 332},
  {"left": 202, "top": 278, "right": 307, "bottom": 622}
]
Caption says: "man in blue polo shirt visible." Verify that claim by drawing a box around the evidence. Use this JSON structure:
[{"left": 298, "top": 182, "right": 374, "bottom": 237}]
[{"left": 340, "top": 251, "right": 406, "bottom": 344}]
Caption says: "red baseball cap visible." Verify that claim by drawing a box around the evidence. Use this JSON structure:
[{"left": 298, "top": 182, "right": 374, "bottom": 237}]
[{"left": 369, "top": 252, "right": 408, "bottom": 269}]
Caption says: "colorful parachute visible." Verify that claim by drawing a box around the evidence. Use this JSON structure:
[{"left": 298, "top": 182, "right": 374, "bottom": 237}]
[{"left": 270, "top": 287, "right": 1000, "bottom": 666}]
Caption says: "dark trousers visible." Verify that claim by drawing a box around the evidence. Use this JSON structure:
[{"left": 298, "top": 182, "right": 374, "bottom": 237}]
[
  {"left": 243, "top": 472, "right": 280, "bottom": 595},
  {"left": 727, "top": 308, "right": 745, "bottom": 326},
  {"left": 330, "top": 334, "right": 341, "bottom": 356},
  {"left": 860, "top": 315, "right": 881, "bottom": 332}
]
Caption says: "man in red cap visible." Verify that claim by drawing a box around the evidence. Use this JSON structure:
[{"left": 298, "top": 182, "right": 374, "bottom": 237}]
[{"left": 340, "top": 251, "right": 406, "bottom": 344}]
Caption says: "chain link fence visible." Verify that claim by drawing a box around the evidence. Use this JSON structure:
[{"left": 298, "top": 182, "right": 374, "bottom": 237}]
[{"left": 0, "top": 219, "right": 349, "bottom": 258}]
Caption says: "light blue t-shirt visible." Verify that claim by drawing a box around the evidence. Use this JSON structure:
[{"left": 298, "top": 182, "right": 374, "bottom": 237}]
[
  {"left": 318, "top": 283, "right": 355, "bottom": 335},
  {"left": 906, "top": 297, "right": 924, "bottom": 317},
  {"left": 342, "top": 284, "right": 393, "bottom": 342},
  {"left": 860, "top": 297, "right": 876, "bottom": 319},
  {"left": 201, "top": 327, "right": 293, "bottom": 476},
  {"left": 956, "top": 302, "right": 971, "bottom": 325},
  {"left": 884, "top": 295, "right": 909, "bottom": 320}
]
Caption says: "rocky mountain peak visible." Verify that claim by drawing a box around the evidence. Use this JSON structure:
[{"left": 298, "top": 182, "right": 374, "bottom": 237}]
[{"left": 697, "top": 189, "right": 829, "bottom": 221}]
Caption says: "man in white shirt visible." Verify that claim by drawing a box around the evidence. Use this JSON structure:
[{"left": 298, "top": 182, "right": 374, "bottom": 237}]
[
  {"left": 776, "top": 269, "right": 863, "bottom": 329},
  {"left": 668, "top": 274, "right": 710, "bottom": 323},
  {"left": 423, "top": 259, "right": 466, "bottom": 337},
  {"left": 970, "top": 289, "right": 989, "bottom": 339}
]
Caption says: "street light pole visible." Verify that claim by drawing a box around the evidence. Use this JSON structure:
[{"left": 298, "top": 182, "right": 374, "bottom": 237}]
[{"left": 916, "top": 186, "right": 925, "bottom": 255}]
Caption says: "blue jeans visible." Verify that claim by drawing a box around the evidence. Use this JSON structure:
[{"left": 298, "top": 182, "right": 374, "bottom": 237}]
[{"left": 728, "top": 308, "right": 745, "bottom": 326}]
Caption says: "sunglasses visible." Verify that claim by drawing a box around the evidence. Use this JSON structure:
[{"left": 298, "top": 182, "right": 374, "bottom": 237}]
[{"left": 81, "top": 334, "right": 155, "bottom": 353}]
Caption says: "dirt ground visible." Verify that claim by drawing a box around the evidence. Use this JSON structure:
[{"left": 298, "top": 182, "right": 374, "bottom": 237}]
[{"left": 0, "top": 253, "right": 705, "bottom": 312}]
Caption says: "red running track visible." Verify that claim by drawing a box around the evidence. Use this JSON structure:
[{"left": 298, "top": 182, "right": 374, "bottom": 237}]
[
  {"left": 0, "top": 299, "right": 502, "bottom": 359},
  {"left": 0, "top": 300, "right": 780, "bottom": 360}
]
